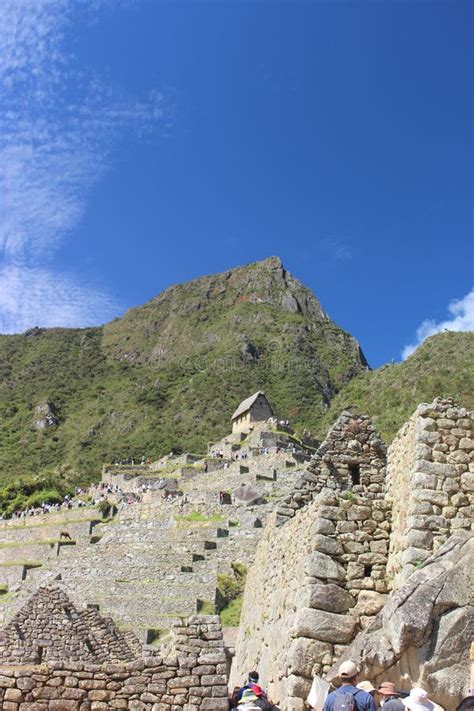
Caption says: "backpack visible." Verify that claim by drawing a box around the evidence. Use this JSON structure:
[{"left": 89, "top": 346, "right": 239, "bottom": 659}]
[{"left": 332, "top": 688, "right": 360, "bottom": 711}]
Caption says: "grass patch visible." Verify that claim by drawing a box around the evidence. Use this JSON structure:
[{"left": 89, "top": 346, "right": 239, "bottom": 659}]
[
  {"left": 0, "top": 560, "right": 42, "bottom": 567},
  {"left": 0, "top": 592, "right": 14, "bottom": 605},
  {"left": 216, "top": 562, "right": 247, "bottom": 627},
  {"left": 0, "top": 516, "right": 102, "bottom": 530},
  {"left": 0, "top": 539, "right": 59, "bottom": 548},
  {"left": 197, "top": 599, "right": 215, "bottom": 614},
  {"left": 220, "top": 595, "right": 243, "bottom": 627}
]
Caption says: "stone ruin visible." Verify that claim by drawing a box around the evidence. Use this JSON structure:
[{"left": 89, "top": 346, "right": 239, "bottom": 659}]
[
  {"left": 0, "top": 584, "right": 229, "bottom": 710},
  {"left": 231, "top": 397, "right": 473, "bottom": 710},
  {"left": 0, "top": 396, "right": 471, "bottom": 710}
]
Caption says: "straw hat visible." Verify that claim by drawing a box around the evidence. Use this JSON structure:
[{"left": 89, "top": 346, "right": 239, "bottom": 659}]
[
  {"left": 378, "top": 682, "right": 398, "bottom": 696},
  {"left": 357, "top": 681, "right": 376, "bottom": 693},
  {"left": 402, "top": 688, "right": 435, "bottom": 711}
]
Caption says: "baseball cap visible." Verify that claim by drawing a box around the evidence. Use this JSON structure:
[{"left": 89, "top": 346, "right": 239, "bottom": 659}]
[{"left": 339, "top": 661, "right": 359, "bottom": 679}]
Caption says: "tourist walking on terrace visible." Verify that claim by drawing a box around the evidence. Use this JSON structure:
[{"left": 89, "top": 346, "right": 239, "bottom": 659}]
[
  {"left": 322, "top": 661, "right": 377, "bottom": 711},
  {"left": 376, "top": 681, "right": 404, "bottom": 709}
]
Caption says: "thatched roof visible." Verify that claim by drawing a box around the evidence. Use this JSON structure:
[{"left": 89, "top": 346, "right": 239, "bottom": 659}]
[{"left": 231, "top": 391, "right": 270, "bottom": 421}]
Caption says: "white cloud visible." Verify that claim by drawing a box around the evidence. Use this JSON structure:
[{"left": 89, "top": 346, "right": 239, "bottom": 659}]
[
  {"left": 0, "top": 0, "right": 166, "bottom": 333},
  {"left": 0, "top": 264, "right": 118, "bottom": 334},
  {"left": 402, "top": 289, "right": 474, "bottom": 360}
]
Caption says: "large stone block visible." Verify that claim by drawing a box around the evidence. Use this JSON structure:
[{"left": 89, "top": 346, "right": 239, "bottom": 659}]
[
  {"left": 287, "top": 637, "right": 332, "bottom": 677},
  {"left": 285, "top": 674, "right": 312, "bottom": 699},
  {"left": 415, "top": 460, "right": 457, "bottom": 477},
  {"left": 311, "top": 534, "right": 343, "bottom": 556},
  {"left": 301, "top": 584, "right": 355, "bottom": 614},
  {"left": 292, "top": 608, "right": 358, "bottom": 644},
  {"left": 356, "top": 590, "right": 386, "bottom": 616},
  {"left": 305, "top": 552, "right": 346, "bottom": 581}
]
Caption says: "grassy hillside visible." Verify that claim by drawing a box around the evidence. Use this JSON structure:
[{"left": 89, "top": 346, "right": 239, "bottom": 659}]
[
  {"left": 318, "top": 331, "right": 474, "bottom": 443},
  {"left": 0, "top": 257, "right": 367, "bottom": 496},
  {"left": 1, "top": 256, "right": 471, "bottom": 514}
]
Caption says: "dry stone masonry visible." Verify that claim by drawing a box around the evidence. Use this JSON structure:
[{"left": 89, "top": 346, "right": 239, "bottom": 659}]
[
  {"left": 330, "top": 532, "right": 474, "bottom": 710},
  {"left": 386, "top": 397, "right": 474, "bottom": 586},
  {"left": 0, "top": 585, "right": 229, "bottom": 711},
  {"left": 276, "top": 412, "right": 386, "bottom": 524},
  {"left": 231, "top": 413, "right": 391, "bottom": 711},
  {"left": 0, "top": 397, "right": 472, "bottom": 710},
  {"left": 232, "top": 400, "right": 473, "bottom": 711}
]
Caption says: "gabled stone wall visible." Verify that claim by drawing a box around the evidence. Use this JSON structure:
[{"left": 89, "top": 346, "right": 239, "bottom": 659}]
[
  {"left": 0, "top": 585, "right": 229, "bottom": 710},
  {"left": 276, "top": 412, "right": 386, "bottom": 524},
  {"left": 231, "top": 470, "right": 391, "bottom": 711}
]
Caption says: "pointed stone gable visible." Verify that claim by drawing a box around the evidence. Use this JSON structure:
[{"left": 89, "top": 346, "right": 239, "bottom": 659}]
[
  {"left": 276, "top": 411, "right": 387, "bottom": 523},
  {"left": 0, "top": 584, "right": 140, "bottom": 664}
]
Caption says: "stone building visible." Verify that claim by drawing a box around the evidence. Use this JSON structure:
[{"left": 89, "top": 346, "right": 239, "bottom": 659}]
[
  {"left": 0, "top": 584, "right": 230, "bottom": 710},
  {"left": 385, "top": 396, "right": 473, "bottom": 587},
  {"left": 231, "top": 412, "right": 390, "bottom": 711},
  {"left": 231, "top": 391, "right": 273, "bottom": 433}
]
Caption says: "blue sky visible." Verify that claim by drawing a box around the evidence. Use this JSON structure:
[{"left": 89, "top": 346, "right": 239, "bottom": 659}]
[{"left": 0, "top": 0, "right": 472, "bottom": 366}]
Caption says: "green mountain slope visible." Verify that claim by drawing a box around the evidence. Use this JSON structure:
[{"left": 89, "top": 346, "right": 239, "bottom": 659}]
[
  {"left": 317, "top": 331, "right": 474, "bottom": 443},
  {"left": 0, "top": 257, "right": 367, "bottom": 490}
]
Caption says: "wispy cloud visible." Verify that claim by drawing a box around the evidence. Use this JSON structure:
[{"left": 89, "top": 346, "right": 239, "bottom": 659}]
[
  {"left": 0, "top": 0, "right": 166, "bottom": 333},
  {"left": 319, "top": 236, "right": 353, "bottom": 262},
  {"left": 0, "top": 265, "right": 118, "bottom": 334},
  {"left": 402, "top": 289, "right": 474, "bottom": 360}
]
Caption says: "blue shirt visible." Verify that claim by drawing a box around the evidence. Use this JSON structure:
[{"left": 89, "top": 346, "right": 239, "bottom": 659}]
[{"left": 323, "top": 685, "right": 377, "bottom": 711}]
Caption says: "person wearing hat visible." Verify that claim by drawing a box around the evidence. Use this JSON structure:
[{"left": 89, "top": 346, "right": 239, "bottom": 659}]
[
  {"left": 323, "top": 660, "right": 377, "bottom": 711},
  {"left": 357, "top": 681, "right": 376, "bottom": 697},
  {"left": 377, "top": 682, "right": 404, "bottom": 709},
  {"left": 402, "top": 688, "right": 435, "bottom": 711},
  {"left": 237, "top": 688, "right": 262, "bottom": 710},
  {"left": 236, "top": 672, "right": 264, "bottom": 702}
]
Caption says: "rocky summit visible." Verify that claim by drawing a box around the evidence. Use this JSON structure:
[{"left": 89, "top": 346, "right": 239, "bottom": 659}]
[{"left": 0, "top": 257, "right": 368, "bottom": 495}]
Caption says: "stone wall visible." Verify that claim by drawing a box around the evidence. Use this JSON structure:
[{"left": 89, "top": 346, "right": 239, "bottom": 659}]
[
  {"left": 230, "top": 485, "right": 391, "bottom": 711},
  {"left": 276, "top": 412, "right": 386, "bottom": 524},
  {"left": 386, "top": 397, "right": 473, "bottom": 587},
  {"left": 0, "top": 585, "right": 229, "bottom": 711}
]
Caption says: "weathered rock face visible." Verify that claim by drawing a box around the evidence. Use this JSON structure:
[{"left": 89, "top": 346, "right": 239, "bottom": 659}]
[
  {"left": 329, "top": 533, "right": 474, "bottom": 710},
  {"left": 33, "top": 400, "right": 59, "bottom": 429},
  {"left": 386, "top": 397, "right": 474, "bottom": 587}
]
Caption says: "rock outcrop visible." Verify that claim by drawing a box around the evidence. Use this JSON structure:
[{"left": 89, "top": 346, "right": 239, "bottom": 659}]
[{"left": 329, "top": 532, "right": 473, "bottom": 710}]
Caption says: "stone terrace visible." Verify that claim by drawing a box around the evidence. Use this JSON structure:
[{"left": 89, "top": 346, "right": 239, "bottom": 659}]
[{"left": 0, "top": 421, "right": 310, "bottom": 639}]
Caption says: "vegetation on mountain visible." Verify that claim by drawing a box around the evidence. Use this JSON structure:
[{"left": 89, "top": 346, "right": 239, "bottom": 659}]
[
  {"left": 0, "top": 257, "right": 472, "bottom": 514},
  {"left": 0, "top": 258, "right": 366, "bottom": 498},
  {"left": 318, "top": 331, "right": 474, "bottom": 442}
]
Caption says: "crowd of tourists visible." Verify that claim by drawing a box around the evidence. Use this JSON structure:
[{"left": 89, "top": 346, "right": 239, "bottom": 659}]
[
  {"left": 3, "top": 482, "right": 131, "bottom": 521},
  {"left": 231, "top": 663, "right": 474, "bottom": 711}
]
